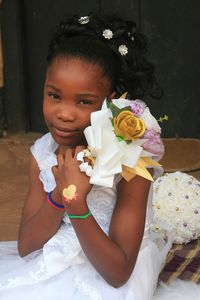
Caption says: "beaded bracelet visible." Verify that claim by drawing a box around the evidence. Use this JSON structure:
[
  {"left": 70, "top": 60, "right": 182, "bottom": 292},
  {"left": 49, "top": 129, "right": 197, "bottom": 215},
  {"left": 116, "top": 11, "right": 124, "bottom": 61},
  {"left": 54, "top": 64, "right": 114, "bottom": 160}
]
[
  {"left": 47, "top": 191, "right": 65, "bottom": 210},
  {"left": 68, "top": 211, "right": 92, "bottom": 219}
]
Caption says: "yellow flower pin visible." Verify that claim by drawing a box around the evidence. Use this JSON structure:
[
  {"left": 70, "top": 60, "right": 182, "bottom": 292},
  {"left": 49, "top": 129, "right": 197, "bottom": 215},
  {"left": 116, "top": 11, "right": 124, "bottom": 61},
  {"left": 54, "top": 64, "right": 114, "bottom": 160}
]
[{"left": 113, "top": 111, "right": 146, "bottom": 142}]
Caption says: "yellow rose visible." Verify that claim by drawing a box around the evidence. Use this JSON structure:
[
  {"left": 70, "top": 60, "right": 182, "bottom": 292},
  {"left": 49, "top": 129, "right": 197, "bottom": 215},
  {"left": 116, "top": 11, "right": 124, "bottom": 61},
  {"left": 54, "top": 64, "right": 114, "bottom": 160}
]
[{"left": 113, "top": 110, "right": 146, "bottom": 141}]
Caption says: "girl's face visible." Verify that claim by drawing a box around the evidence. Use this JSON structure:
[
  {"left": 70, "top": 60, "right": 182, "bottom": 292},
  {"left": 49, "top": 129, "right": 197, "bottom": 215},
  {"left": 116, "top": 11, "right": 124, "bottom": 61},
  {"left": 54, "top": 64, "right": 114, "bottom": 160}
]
[{"left": 43, "top": 57, "right": 115, "bottom": 147}]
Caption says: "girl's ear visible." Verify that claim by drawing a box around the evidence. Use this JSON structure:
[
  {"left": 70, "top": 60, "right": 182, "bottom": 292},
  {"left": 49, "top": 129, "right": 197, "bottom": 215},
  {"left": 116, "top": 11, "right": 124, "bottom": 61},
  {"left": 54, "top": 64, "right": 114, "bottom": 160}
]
[{"left": 108, "top": 91, "right": 117, "bottom": 100}]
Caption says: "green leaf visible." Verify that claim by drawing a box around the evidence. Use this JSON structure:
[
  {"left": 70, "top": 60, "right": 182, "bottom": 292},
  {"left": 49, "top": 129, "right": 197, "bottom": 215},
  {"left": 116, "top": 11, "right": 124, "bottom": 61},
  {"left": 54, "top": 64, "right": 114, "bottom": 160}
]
[
  {"left": 116, "top": 135, "right": 124, "bottom": 142},
  {"left": 119, "top": 106, "right": 132, "bottom": 113},
  {"left": 157, "top": 115, "right": 169, "bottom": 123},
  {"left": 109, "top": 102, "right": 121, "bottom": 117},
  {"left": 106, "top": 98, "right": 110, "bottom": 109},
  {"left": 126, "top": 140, "right": 132, "bottom": 144},
  {"left": 110, "top": 103, "right": 133, "bottom": 118}
]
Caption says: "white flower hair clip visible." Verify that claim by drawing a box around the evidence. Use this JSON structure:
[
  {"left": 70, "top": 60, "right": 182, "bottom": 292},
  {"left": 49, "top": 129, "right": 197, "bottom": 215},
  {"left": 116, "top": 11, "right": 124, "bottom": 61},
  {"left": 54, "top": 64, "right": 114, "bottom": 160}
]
[
  {"left": 102, "top": 29, "right": 113, "bottom": 40},
  {"left": 128, "top": 32, "right": 135, "bottom": 41},
  {"left": 118, "top": 44, "right": 128, "bottom": 56},
  {"left": 78, "top": 16, "right": 90, "bottom": 25}
]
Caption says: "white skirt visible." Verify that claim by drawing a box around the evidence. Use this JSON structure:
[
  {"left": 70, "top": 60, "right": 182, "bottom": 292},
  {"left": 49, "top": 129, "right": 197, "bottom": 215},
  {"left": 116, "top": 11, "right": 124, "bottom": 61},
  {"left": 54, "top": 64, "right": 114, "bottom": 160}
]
[{"left": 0, "top": 229, "right": 172, "bottom": 300}]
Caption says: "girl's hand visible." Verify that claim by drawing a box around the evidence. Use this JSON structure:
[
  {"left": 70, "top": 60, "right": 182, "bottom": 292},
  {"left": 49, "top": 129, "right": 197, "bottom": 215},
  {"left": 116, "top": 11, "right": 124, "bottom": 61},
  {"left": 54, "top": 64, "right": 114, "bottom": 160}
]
[{"left": 52, "top": 146, "right": 92, "bottom": 211}]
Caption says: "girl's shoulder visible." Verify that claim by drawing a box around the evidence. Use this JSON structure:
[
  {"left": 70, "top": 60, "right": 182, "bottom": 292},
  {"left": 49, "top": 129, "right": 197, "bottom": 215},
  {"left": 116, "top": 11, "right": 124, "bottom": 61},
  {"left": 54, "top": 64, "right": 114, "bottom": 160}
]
[{"left": 30, "top": 132, "right": 58, "bottom": 168}]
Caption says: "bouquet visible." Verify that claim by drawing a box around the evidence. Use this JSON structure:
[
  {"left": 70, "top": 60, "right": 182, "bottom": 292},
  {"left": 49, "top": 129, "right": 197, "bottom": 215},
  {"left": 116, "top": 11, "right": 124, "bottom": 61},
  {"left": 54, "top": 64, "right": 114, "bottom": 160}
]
[
  {"left": 152, "top": 171, "right": 200, "bottom": 244},
  {"left": 77, "top": 93, "right": 164, "bottom": 187}
]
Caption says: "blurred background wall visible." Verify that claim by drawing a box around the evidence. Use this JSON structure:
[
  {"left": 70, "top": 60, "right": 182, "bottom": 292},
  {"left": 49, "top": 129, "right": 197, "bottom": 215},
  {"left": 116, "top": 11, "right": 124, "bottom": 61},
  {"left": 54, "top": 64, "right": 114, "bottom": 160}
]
[{"left": 0, "top": 0, "right": 200, "bottom": 137}]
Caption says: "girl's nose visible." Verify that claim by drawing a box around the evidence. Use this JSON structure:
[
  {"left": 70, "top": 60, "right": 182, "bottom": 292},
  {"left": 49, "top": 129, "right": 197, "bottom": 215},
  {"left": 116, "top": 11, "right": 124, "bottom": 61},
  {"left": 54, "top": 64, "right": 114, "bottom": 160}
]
[{"left": 56, "top": 104, "right": 76, "bottom": 122}]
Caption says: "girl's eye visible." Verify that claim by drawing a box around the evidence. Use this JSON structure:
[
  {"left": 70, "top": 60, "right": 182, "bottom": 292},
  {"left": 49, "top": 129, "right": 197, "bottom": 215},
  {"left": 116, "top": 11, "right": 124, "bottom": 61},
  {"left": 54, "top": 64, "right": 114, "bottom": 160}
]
[
  {"left": 79, "top": 99, "right": 93, "bottom": 105},
  {"left": 48, "top": 92, "right": 61, "bottom": 100}
]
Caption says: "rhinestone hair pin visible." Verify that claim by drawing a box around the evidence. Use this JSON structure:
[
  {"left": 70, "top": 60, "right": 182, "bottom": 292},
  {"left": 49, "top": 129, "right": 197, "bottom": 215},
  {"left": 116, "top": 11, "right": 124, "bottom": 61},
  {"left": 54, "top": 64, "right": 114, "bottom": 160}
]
[
  {"left": 118, "top": 45, "right": 128, "bottom": 56},
  {"left": 78, "top": 16, "right": 90, "bottom": 25},
  {"left": 128, "top": 31, "right": 135, "bottom": 41},
  {"left": 102, "top": 29, "right": 113, "bottom": 40}
]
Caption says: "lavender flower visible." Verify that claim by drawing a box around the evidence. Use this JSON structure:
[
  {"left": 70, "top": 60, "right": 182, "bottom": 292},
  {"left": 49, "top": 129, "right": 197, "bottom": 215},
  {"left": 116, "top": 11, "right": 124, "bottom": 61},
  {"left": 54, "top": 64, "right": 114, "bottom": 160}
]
[
  {"left": 143, "top": 128, "right": 160, "bottom": 140},
  {"left": 131, "top": 100, "right": 146, "bottom": 116},
  {"left": 142, "top": 129, "right": 164, "bottom": 156}
]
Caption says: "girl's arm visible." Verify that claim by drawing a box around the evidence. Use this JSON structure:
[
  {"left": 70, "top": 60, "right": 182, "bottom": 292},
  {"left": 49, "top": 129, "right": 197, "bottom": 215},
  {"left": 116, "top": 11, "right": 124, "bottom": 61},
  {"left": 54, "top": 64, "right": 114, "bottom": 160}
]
[
  {"left": 67, "top": 174, "right": 152, "bottom": 288},
  {"left": 18, "top": 154, "right": 64, "bottom": 256},
  {"left": 53, "top": 146, "right": 152, "bottom": 287},
  {"left": 19, "top": 148, "right": 152, "bottom": 288}
]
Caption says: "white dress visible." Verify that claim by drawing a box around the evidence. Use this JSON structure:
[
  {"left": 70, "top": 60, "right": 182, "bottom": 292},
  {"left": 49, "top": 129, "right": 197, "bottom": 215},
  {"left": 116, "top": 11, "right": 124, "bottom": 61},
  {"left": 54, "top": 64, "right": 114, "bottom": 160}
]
[{"left": 0, "top": 133, "right": 172, "bottom": 300}]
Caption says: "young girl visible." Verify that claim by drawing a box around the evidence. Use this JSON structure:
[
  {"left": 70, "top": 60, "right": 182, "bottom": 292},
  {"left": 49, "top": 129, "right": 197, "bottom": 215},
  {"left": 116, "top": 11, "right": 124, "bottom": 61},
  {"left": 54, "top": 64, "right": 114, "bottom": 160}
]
[{"left": 0, "top": 12, "right": 172, "bottom": 299}]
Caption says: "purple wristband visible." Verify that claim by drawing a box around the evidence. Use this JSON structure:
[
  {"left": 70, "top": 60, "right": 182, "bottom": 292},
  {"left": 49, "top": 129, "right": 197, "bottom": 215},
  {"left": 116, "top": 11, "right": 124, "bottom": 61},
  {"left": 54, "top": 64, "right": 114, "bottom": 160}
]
[{"left": 47, "top": 191, "right": 65, "bottom": 210}]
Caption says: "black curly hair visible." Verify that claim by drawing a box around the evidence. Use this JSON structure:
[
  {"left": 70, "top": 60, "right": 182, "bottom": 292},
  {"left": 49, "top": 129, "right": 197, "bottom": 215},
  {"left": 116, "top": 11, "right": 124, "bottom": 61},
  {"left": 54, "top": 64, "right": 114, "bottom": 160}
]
[{"left": 47, "top": 12, "right": 162, "bottom": 100}]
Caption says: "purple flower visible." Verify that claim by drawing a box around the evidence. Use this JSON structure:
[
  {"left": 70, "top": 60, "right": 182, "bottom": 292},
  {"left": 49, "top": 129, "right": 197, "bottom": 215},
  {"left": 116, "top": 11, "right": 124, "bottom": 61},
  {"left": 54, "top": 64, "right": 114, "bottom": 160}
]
[
  {"left": 131, "top": 100, "right": 146, "bottom": 116},
  {"left": 143, "top": 128, "right": 160, "bottom": 140},
  {"left": 142, "top": 129, "right": 164, "bottom": 157}
]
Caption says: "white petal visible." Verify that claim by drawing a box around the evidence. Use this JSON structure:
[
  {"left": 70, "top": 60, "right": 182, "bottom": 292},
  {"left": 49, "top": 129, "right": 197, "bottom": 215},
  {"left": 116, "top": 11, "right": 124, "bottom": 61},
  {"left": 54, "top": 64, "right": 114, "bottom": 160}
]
[
  {"left": 141, "top": 107, "right": 161, "bottom": 133},
  {"left": 76, "top": 151, "right": 85, "bottom": 162},
  {"left": 112, "top": 99, "right": 133, "bottom": 109}
]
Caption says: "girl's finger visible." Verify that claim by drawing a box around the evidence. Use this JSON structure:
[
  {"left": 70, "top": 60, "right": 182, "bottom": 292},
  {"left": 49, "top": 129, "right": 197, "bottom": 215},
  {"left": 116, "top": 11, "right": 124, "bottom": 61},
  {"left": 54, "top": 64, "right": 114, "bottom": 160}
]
[
  {"left": 51, "top": 165, "right": 58, "bottom": 177},
  {"left": 64, "top": 147, "right": 74, "bottom": 162},
  {"left": 57, "top": 153, "right": 65, "bottom": 170}
]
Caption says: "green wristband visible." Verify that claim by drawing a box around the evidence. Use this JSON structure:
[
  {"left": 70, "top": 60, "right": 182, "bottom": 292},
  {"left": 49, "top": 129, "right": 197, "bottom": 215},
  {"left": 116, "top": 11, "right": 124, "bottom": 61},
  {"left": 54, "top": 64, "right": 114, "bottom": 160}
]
[{"left": 68, "top": 211, "right": 92, "bottom": 219}]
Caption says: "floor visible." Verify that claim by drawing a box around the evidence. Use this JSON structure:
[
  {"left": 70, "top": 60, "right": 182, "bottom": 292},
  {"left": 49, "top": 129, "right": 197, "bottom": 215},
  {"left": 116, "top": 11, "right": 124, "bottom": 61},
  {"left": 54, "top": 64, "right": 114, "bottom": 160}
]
[{"left": 0, "top": 133, "right": 199, "bottom": 241}]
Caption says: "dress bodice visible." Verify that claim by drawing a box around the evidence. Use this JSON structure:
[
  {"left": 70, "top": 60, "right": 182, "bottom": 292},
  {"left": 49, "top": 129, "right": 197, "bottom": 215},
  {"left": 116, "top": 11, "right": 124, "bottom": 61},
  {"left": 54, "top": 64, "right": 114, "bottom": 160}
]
[{"left": 31, "top": 133, "right": 163, "bottom": 241}]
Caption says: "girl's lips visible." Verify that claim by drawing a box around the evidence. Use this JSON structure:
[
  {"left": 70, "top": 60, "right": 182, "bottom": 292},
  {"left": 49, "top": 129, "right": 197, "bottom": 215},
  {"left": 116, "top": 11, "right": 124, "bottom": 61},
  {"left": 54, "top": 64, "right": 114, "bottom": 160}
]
[{"left": 53, "top": 127, "right": 79, "bottom": 137}]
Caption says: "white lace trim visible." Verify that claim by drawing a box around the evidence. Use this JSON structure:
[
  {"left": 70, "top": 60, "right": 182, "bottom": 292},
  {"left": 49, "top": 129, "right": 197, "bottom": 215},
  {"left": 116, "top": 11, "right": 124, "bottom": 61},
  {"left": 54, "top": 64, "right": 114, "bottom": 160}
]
[
  {"left": 0, "top": 260, "right": 49, "bottom": 290},
  {"left": 75, "top": 278, "right": 102, "bottom": 300}
]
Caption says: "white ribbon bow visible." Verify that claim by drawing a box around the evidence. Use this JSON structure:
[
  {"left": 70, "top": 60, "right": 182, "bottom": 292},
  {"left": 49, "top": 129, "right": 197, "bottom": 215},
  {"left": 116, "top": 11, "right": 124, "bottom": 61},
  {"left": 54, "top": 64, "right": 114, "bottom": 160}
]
[{"left": 77, "top": 101, "right": 154, "bottom": 188}]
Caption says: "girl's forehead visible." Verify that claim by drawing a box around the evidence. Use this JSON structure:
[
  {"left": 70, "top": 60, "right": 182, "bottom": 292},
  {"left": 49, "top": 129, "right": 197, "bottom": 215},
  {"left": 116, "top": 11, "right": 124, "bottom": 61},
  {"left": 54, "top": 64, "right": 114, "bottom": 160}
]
[
  {"left": 45, "top": 57, "right": 112, "bottom": 95},
  {"left": 47, "top": 56, "right": 103, "bottom": 76}
]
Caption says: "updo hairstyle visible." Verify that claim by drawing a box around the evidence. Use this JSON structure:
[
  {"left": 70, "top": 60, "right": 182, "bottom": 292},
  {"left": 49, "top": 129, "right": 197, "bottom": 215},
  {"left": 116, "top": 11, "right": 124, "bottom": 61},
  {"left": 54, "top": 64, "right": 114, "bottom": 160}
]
[{"left": 47, "top": 12, "right": 161, "bottom": 100}]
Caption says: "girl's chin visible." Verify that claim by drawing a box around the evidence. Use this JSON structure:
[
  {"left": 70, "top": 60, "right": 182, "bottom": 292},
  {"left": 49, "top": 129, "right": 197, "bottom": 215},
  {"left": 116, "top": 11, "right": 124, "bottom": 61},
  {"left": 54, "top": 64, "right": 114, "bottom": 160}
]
[{"left": 51, "top": 133, "right": 86, "bottom": 147}]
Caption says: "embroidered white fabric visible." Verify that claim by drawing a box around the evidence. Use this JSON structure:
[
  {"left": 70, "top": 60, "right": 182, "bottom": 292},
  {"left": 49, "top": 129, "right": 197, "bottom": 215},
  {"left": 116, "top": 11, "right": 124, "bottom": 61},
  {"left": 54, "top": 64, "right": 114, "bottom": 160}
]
[{"left": 0, "top": 133, "right": 173, "bottom": 300}]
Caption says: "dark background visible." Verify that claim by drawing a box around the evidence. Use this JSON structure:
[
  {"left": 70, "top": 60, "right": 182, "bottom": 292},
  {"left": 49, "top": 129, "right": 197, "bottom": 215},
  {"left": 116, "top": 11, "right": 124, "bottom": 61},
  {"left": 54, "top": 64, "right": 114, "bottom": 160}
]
[{"left": 1, "top": 0, "right": 200, "bottom": 137}]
